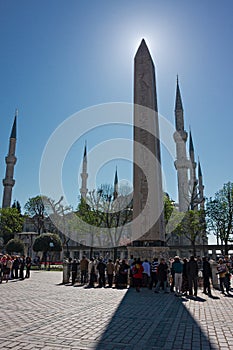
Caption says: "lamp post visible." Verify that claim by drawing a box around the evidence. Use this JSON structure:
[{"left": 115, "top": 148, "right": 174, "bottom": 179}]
[{"left": 48, "top": 241, "right": 54, "bottom": 271}]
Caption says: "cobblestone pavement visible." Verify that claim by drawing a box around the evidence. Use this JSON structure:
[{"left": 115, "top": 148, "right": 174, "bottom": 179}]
[{"left": 0, "top": 271, "right": 233, "bottom": 350}]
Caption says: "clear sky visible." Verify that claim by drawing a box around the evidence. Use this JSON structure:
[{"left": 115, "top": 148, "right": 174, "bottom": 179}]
[{"left": 0, "top": 1, "right": 233, "bottom": 236}]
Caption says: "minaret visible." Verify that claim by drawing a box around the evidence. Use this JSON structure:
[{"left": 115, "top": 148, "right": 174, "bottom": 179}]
[
  {"left": 80, "top": 142, "right": 88, "bottom": 200},
  {"left": 113, "top": 167, "right": 118, "bottom": 200},
  {"left": 2, "top": 110, "right": 18, "bottom": 208},
  {"left": 198, "top": 158, "right": 205, "bottom": 210},
  {"left": 133, "top": 39, "right": 165, "bottom": 244},
  {"left": 173, "top": 77, "right": 189, "bottom": 212},
  {"left": 189, "top": 130, "right": 198, "bottom": 210}
]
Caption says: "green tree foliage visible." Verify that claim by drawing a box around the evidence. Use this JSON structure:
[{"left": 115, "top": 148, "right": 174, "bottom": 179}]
[
  {"left": 174, "top": 210, "right": 206, "bottom": 256},
  {"left": 33, "top": 233, "right": 62, "bottom": 253},
  {"left": 206, "top": 182, "right": 233, "bottom": 254},
  {"left": 24, "top": 195, "right": 50, "bottom": 234},
  {"left": 164, "top": 193, "right": 176, "bottom": 226},
  {"left": 0, "top": 207, "right": 24, "bottom": 244},
  {"left": 5, "top": 238, "right": 25, "bottom": 254},
  {"left": 77, "top": 184, "right": 133, "bottom": 248},
  {"left": 163, "top": 194, "right": 183, "bottom": 243}
]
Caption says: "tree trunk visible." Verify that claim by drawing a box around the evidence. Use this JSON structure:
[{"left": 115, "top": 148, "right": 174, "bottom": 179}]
[
  {"left": 224, "top": 240, "right": 229, "bottom": 256},
  {"left": 90, "top": 246, "right": 93, "bottom": 258},
  {"left": 216, "top": 232, "right": 219, "bottom": 246},
  {"left": 113, "top": 247, "right": 118, "bottom": 262},
  {"left": 192, "top": 241, "right": 196, "bottom": 257}
]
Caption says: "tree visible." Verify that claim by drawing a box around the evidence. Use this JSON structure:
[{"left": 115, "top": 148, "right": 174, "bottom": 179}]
[
  {"left": 174, "top": 210, "right": 206, "bottom": 256},
  {"left": 77, "top": 197, "right": 101, "bottom": 256},
  {"left": 5, "top": 238, "right": 25, "bottom": 254},
  {"left": 0, "top": 207, "right": 24, "bottom": 244},
  {"left": 206, "top": 182, "right": 233, "bottom": 254},
  {"left": 43, "top": 196, "right": 73, "bottom": 258},
  {"left": 76, "top": 184, "right": 133, "bottom": 254},
  {"left": 164, "top": 193, "right": 176, "bottom": 227},
  {"left": 163, "top": 193, "right": 182, "bottom": 243},
  {"left": 24, "top": 195, "right": 50, "bottom": 234},
  {"left": 33, "top": 233, "right": 62, "bottom": 253},
  {"left": 33, "top": 233, "right": 62, "bottom": 268}
]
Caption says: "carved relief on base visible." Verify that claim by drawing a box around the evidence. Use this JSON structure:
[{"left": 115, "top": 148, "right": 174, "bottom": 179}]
[{"left": 127, "top": 246, "right": 169, "bottom": 261}]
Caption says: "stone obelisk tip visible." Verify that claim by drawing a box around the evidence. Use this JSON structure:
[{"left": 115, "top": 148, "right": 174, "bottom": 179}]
[{"left": 135, "top": 38, "right": 151, "bottom": 58}]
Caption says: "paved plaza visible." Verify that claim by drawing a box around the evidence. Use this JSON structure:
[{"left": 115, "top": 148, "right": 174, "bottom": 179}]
[{"left": 0, "top": 271, "right": 233, "bottom": 350}]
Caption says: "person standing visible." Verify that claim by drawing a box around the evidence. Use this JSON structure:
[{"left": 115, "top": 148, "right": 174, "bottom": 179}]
[
  {"left": 150, "top": 257, "right": 159, "bottom": 290},
  {"left": 142, "top": 259, "right": 150, "bottom": 287},
  {"left": 154, "top": 258, "right": 169, "bottom": 293},
  {"left": 224, "top": 256, "right": 232, "bottom": 291},
  {"left": 169, "top": 258, "right": 175, "bottom": 293},
  {"left": 181, "top": 258, "right": 189, "bottom": 296},
  {"left": 19, "top": 255, "right": 25, "bottom": 280},
  {"left": 25, "top": 256, "right": 32, "bottom": 278},
  {"left": 132, "top": 258, "right": 144, "bottom": 292},
  {"left": 118, "top": 259, "right": 129, "bottom": 289},
  {"left": 96, "top": 257, "right": 106, "bottom": 288},
  {"left": 202, "top": 257, "right": 212, "bottom": 296},
  {"left": 67, "top": 257, "right": 72, "bottom": 282},
  {"left": 2, "top": 255, "right": 11, "bottom": 282},
  {"left": 12, "top": 256, "right": 20, "bottom": 279},
  {"left": 172, "top": 256, "right": 183, "bottom": 296},
  {"left": 88, "top": 258, "right": 97, "bottom": 288},
  {"left": 80, "top": 255, "right": 89, "bottom": 285},
  {"left": 106, "top": 259, "right": 115, "bottom": 288},
  {"left": 217, "top": 258, "right": 230, "bottom": 295},
  {"left": 71, "top": 259, "right": 79, "bottom": 285},
  {"left": 187, "top": 256, "right": 198, "bottom": 296}
]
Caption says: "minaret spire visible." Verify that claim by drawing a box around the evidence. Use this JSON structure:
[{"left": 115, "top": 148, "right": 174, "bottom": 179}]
[
  {"left": 189, "top": 129, "right": 195, "bottom": 163},
  {"left": 175, "top": 75, "right": 183, "bottom": 113},
  {"left": 113, "top": 167, "right": 118, "bottom": 200},
  {"left": 80, "top": 141, "right": 88, "bottom": 200},
  {"left": 189, "top": 129, "right": 198, "bottom": 210},
  {"left": 2, "top": 110, "right": 18, "bottom": 208},
  {"left": 198, "top": 158, "right": 205, "bottom": 210},
  {"left": 173, "top": 78, "right": 189, "bottom": 212}
]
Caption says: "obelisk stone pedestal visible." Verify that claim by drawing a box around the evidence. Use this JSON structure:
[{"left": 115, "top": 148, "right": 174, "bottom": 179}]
[{"left": 128, "top": 246, "right": 170, "bottom": 262}]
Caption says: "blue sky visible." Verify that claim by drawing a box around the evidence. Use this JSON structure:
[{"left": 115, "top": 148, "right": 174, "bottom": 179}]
[{"left": 0, "top": 0, "right": 233, "bottom": 232}]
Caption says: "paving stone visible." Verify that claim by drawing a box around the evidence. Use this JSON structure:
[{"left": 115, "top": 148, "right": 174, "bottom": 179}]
[{"left": 0, "top": 271, "right": 233, "bottom": 349}]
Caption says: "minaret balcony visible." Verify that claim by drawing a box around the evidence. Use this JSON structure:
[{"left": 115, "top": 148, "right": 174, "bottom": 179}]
[
  {"left": 3, "top": 178, "right": 15, "bottom": 186},
  {"left": 174, "top": 159, "right": 190, "bottom": 169},
  {"left": 5, "top": 155, "right": 17, "bottom": 164},
  {"left": 173, "top": 130, "right": 188, "bottom": 143}
]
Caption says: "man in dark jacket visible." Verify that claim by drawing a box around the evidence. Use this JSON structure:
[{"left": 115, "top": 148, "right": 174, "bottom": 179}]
[
  {"left": 202, "top": 256, "right": 212, "bottom": 296},
  {"left": 25, "top": 256, "right": 32, "bottom": 278},
  {"left": 187, "top": 256, "right": 198, "bottom": 296},
  {"left": 19, "top": 256, "right": 25, "bottom": 280},
  {"left": 71, "top": 259, "right": 79, "bottom": 285},
  {"left": 154, "top": 258, "right": 169, "bottom": 293},
  {"left": 96, "top": 257, "right": 106, "bottom": 288}
]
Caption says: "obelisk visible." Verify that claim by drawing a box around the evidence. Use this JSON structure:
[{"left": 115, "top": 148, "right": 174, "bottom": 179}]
[{"left": 129, "top": 39, "right": 166, "bottom": 258}]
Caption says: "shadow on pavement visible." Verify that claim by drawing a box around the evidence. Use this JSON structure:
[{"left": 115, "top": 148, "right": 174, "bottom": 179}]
[{"left": 95, "top": 288, "right": 218, "bottom": 350}]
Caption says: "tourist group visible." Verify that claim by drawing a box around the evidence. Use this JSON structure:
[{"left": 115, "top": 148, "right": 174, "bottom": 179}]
[{"left": 66, "top": 255, "right": 233, "bottom": 296}]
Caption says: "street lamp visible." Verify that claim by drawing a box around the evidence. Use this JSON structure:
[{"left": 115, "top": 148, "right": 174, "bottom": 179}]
[{"left": 48, "top": 241, "right": 54, "bottom": 271}]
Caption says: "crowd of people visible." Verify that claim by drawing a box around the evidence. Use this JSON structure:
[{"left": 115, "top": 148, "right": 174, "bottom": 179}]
[
  {"left": 1, "top": 253, "right": 232, "bottom": 297},
  {"left": 0, "top": 254, "right": 32, "bottom": 283},
  {"left": 66, "top": 254, "right": 233, "bottom": 296}
]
